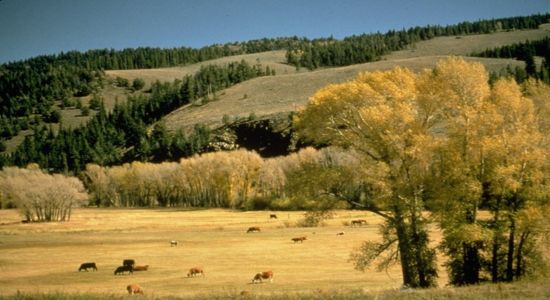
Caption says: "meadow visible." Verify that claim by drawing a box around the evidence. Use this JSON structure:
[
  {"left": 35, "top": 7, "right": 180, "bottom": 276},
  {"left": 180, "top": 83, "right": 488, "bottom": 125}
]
[
  {"left": 0, "top": 208, "right": 408, "bottom": 298},
  {"left": 1, "top": 209, "right": 549, "bottom": 299}
]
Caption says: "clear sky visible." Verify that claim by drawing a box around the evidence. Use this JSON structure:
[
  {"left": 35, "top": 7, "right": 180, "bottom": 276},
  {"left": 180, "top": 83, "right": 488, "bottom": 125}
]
[{"left": 0, "top": 0, "right": 549, "bottom": 63}]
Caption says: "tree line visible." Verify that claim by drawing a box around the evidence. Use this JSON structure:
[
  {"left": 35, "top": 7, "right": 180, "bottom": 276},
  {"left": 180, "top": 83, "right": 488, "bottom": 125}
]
[
  {"left": 472, "top": 36, "right": 550, "bottom": 82},
  {"left": 0, "top": 38, "right": 294, "bottom": 146},
  {"left": 285, "top": 13, "right": 550, "bottom": 70},
  {"left": 0, "top": 59, "right": 273, "bottom": 172},
  {"left": 1, "top": 13, "right": 547, "bottom": 153}
]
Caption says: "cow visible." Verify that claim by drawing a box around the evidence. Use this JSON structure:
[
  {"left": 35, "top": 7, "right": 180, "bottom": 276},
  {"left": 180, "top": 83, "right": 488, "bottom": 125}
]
[
  {"left": 350, "top": 219, "right": 367, "bottom": 227},
  {"left": 126, "top": 283, "right": 143, "bottom": 295},
  {"left": 252, "top": 271, "right": 273, "bottom": 283},
  {"left": 114, "top": 265, "right": 133, "bottom": 275},
  {"left": 291, "top": 236, "right": 307, "bottom": 243},
  {"left": 247, "top": 226, "right": 261, "bottom": 233},
  {"left": 123, "top": 259, "right": 135, "bottom": 268},
  {"left": 170, "top": 240, "right": 178, "bottom": 247},
  {"left": 336, "top": 231, "right": 345, "bottom": 236},
  {"left": 78, "top": 262, "right": 97, "bottom": 272},
  {"left": 187, "top": 267, "right": 204, "bottom": 277},
  {"left": 133, "top": 265, "right": 149, "bottom": 271},
  {"left": 269, "top": 214, "right": 278, "bottom": 219}
]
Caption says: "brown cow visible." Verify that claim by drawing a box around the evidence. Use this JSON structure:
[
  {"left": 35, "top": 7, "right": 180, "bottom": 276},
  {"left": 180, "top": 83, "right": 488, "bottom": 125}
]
[
  {"left": 133, "top": 265, "right": 149, "bottom": 271},
  {"left": 170, "top": 240, "right": 178, "bottom": 247},
  {"left": 269, "top": 214, "right": 278, "bottom": 219},
  {"left": 336, "top": 231, "right": 345, "bottom": 236},
  {"left": 252, "top": 270, "right": 273, "bottom": 283},
  {"left": 350, "top": 219, "right": 367, "bottom": 226},
  {"left": 187, "top": 267, "right": 204, "bottom": 277},
  {"left": 291, "top": 236, "right": 307, "bottom": 243},
  {"left": 126, "top": 283, "right": 143, "bottom": 295},
  {"left": 247, "top": 226, "right": 261, "bottom": 233}
]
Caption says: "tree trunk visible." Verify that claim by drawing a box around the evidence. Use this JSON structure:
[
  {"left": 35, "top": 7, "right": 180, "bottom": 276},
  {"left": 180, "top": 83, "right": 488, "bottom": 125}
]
[
  {"left": 490, "top": 196, "right": 502, "bottom": 282},
  {"left": 515, "top": 231, "right": 529, "bottom": 279},
  {"left": 506, "top": 216, "right": 516, "bottom": 282},
  {"left": 463, "top": 243, "right": 481, "bottom": 284},
  {"left": 394, "top": 208, "right": 416, "bottom": 287},
  {"left": 463, "top": 206, "right": 481, "bottom": 284}
]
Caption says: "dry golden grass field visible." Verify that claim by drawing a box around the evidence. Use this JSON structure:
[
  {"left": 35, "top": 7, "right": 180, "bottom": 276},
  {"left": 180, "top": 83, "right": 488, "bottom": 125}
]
[
  {"left": 1, "top": 209, "right": 549, "bottom": 299},
  {"left": 0, "top": 208, "right": 437, "bottom": 298}
]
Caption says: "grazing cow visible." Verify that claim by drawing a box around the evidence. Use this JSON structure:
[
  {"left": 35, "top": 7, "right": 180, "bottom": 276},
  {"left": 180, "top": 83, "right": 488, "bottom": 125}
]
[
  {"left": 247, "top": 226, "right": 261, "bottom": 233},
  {"left": 269, "top": 214, "right": 278, "bottom": 219},
  {"left": 291, "top": 236, "right": 307, "bottom": 243},
  {"left": 187, "top": 267, "right": 204, "bottom": 277},
  {"left": 252, "top": 271, "right": 273, "bottom": 283},
  {"left": 78, "top": 262, "right": 97, "bottom": 272},
  {"left": 336, "top": 231, "right": 345, "bottom": 236},
  {"left": 126, "top": 283, "right": 143, "bottom": 295},
  {"left": 170, "top": 240, "right": 178, "bottom": 247},
  {"left": 133, "top": 265, "right": 149, "bottom": 271},
  {"left": 123, "top": 259, "right": 135, "bottom": 268},
  {"left": 350, "top": 219, "right": 367, "bottom": 227},
  {"left": 114, "top": 265, "right": 133, "bottom": 275}
]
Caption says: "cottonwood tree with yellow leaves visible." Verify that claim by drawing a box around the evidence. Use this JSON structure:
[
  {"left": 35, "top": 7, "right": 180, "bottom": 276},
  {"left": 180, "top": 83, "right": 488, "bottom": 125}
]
[
  {"left": 295, "top": 57, "right": 549, "bottom": 287},
  {"left": 295, "top": 65, "right": 440, "bottom": 288}
]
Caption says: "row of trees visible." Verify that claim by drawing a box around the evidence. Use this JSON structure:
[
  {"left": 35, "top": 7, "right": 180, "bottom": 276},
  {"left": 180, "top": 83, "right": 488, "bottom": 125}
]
[
  {"left": 1, "top": 13, "right": 547, "bottom": 155},
  {"left": 286, "top": 13, "right": 550, "bottom": 70},
  {"left": 295, "top": 58, "right": 550, "bottom": 287},
  {"left": 82, "top": 147, "right": 349, "bottom": 209},
  {"left": 1, "top": 59, "right": 273, "bottom": 172},
  {"left": 0, "top": 38, "right": 289, "bottom": 144},
  {"left": 472, "top": 36, "right": 550, "bottom": 82}
]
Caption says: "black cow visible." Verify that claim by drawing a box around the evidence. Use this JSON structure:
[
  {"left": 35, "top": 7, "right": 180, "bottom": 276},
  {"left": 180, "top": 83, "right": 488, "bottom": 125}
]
[
  {"left": 114, "top": 265, "right": 133, "bottom": 275},
  {"left": 78, "top": 262, "right": 97, "bottom": 272},
  {"left": 123, "top": 259, "right": 135, "bottom": 268},
  {"left": 247, "top": 226, "right": 261, "bottom": 233}
]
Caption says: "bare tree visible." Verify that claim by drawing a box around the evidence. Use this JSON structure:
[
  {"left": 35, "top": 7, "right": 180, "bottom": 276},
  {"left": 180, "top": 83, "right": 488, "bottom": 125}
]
[{"left": 0, "top": 165, "right": 88, "bottom": 222}]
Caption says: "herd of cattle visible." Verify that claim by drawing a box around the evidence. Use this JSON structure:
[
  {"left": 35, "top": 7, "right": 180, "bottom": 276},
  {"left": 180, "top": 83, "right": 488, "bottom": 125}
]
[{"left": 76, "top": 214, "right": 368, "bottom": 295}]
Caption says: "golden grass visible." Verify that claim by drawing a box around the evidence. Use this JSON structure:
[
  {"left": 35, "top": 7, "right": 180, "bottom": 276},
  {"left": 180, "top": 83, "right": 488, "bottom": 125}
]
[
  {"left": 0, "top": 208, "right": 413, "bottom": 298},
  {"left": 162, "top": 56, "right": 523, "bottom": 133},
  {"left": 1, "top": 209, "right": 548, "bottom": 299},
  {"left": 385, "top": 24, "right": 550, "bottom": 60},
  {"left": 105, "top": 50, "right": 300, "bottom": 89}
]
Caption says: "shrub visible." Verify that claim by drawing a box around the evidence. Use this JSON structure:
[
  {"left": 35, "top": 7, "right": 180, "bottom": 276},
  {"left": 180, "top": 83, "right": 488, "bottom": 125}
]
[{"left": 132, "top": 78, "right": 145, "bottom": 91}]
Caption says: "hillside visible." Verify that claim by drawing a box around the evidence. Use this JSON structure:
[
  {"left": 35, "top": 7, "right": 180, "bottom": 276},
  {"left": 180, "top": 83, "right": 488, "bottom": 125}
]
[
  {"left": 158, "top": 24, "right": 550, "bottom": 133},
  {"left": 2, "top": 18, "right": 550, "bottom": 161},
  {"left": 97, "top": 24, "right": 550, "bottom": 134},
  {"left": 162, "top": 56, "right": 523, "bottom": 133}
]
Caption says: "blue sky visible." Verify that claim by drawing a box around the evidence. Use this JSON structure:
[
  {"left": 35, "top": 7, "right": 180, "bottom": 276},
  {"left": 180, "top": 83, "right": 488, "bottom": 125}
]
[{"left": 0, "top": 0, "right": 549, "bottom": 63}]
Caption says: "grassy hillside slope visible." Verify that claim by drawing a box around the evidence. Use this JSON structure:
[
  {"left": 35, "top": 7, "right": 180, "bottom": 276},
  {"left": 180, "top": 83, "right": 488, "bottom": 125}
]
[
  {"left": 3, "top": 24, "right": 549, "bottom": 153},
  {"left": 105, "top": 50, "right": 301, "bottom": 88},
  {"left": 160, "top": 25, "right": 550, "bottom": 132},
  {"left": 162, "top": 56, "right": 522, "bottom": 132}
]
